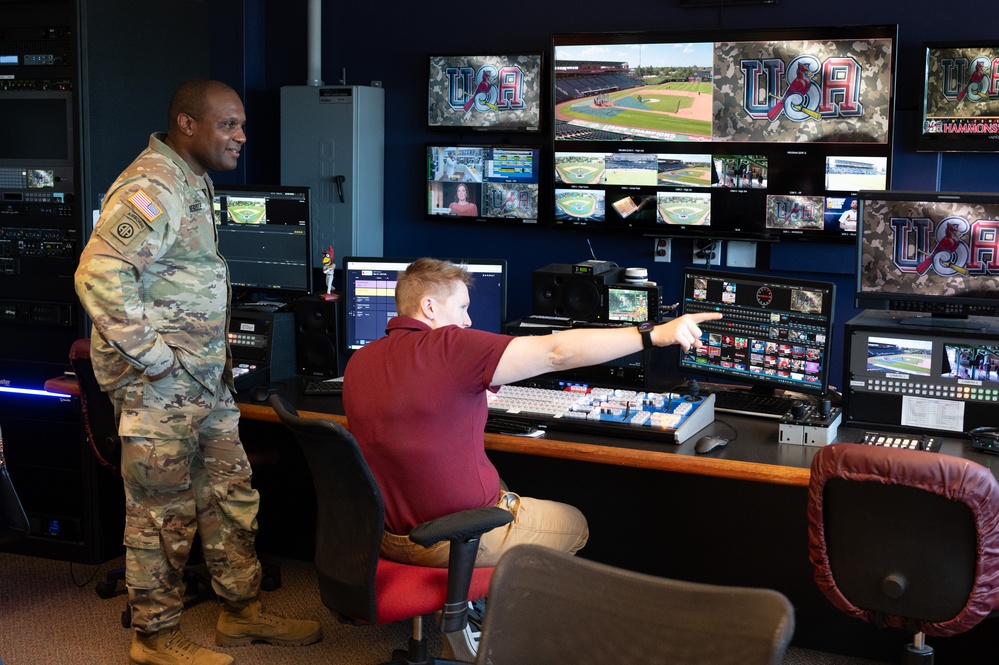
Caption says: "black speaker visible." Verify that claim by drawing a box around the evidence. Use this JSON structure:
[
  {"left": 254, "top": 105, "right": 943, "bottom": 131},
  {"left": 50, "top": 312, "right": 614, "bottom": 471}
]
[
  {"left": 532, "top": 264, "right": 625, "bottom": 321},
  {"left": 295, "top": 296, "right": 340, "bottom": 378}
]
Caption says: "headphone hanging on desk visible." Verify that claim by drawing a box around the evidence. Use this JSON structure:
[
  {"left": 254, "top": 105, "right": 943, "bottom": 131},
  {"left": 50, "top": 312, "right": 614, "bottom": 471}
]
[{"left": 969, "top": 427, "right": 999, "bottom": 455}]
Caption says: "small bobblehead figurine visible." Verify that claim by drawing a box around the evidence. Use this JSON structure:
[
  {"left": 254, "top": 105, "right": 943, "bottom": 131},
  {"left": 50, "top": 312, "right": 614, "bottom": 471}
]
[{"left": 321, "top": 246, "right": 338, "bottom": 300}]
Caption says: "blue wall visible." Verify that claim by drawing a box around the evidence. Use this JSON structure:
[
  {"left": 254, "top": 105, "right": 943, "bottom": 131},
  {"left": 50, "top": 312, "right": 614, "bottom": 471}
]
[{"left": 210, "top": 1, "right": 999, "bottom": 392}]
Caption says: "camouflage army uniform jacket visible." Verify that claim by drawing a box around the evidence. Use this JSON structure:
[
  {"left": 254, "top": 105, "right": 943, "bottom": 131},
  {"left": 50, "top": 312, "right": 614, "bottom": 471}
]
[{"left": 75, "top": 133, "right": 232, "bottom": 394}]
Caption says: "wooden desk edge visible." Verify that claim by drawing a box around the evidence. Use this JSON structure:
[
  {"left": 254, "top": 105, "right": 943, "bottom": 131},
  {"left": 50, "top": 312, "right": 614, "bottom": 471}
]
[{"left": 238, "top": 402, "right": 810, "bottom": 488}]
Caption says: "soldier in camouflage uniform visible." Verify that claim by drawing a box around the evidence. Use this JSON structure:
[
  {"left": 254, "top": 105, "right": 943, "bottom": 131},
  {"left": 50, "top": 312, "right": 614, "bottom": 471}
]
[{"left": 74, "top": 79, "right": 321, "bottom": 665}]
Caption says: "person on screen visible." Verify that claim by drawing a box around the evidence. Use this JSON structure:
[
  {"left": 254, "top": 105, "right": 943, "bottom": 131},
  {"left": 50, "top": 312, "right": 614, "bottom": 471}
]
[
  {"left": 448, "top": 183, "right": 478, "bottom": 216},
  {"left": 342, "top": 257, "right": 721, "bottom": 660},
  {"left": 74, "top": 78, "right": 321, "bottom": 665},
  {"left": 838, "top": 199, "right": 858, "bottom": 231}
]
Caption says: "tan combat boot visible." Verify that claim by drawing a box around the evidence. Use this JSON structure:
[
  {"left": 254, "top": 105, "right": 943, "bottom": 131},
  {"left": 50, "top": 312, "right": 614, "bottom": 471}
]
[
  {"left": 130, "top": 626, "right": 234, "bottom": 665},
  {"left": 215, "top": 598, "right": 322, "bottom": 647}
]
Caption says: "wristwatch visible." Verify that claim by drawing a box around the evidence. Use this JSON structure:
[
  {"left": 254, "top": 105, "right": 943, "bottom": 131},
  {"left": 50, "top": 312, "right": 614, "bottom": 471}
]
[{"left": 637, "top": 321, "right": 656, "bottom": 350}]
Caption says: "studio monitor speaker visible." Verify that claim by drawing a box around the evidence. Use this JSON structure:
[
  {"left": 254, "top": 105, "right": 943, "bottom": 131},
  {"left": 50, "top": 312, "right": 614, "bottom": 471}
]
[
  {"left": 295, "top": 295, "right": 340, "bottom": 378},
  {"left": 531, "top": 264, "right": 625, "bottom": 321}
]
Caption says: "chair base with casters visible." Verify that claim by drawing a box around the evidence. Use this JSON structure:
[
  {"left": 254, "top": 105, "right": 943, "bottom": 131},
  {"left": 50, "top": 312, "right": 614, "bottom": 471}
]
[
  {"left": 808, "top": 443, "right": 999, "bottom": 665},
  {"left": 268, "top": 393, "right": 513, "bottom": 665}
]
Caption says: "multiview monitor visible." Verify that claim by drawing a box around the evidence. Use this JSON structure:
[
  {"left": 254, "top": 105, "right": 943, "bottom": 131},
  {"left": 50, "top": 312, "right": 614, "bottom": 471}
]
[
  {"left": 426, "top": 144, "right": 541, "bottom": 224},
  {"left": 551, "top": 24, "right": 897, "bottom": 243}
]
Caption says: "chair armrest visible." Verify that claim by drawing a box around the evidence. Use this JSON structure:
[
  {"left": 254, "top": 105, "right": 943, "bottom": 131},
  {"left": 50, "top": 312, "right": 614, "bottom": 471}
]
[
  {"left": 410, "top": 506, "right": 513, "bottom": 633},
  {"left": 409, "top": 506, "right": 513, "bottom": 547}
]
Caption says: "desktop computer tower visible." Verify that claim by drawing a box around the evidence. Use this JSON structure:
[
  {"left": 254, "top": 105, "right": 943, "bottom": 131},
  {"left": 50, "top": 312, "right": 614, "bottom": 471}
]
[{"left": 280, "top": 85, "right": 385, "bottom": 284}]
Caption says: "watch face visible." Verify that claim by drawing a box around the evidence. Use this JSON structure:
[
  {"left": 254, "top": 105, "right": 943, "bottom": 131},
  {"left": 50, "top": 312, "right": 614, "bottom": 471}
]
[
  {"left": 639, "top": 322, "right": 655, "bottom": 332},
  {"left": 756, "top": 286, "right": 773, "bottom": 306}
]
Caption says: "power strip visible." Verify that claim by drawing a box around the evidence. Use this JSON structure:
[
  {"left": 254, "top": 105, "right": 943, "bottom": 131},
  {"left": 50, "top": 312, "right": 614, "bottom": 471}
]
[{"left": 778, "top": 407, "right": 842, "bottom": 446}]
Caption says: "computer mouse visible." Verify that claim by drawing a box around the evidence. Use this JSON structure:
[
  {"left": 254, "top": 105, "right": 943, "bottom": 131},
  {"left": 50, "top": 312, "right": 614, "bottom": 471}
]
[{"left": 694, "top": 435, "right": 729, "bottom": 454}]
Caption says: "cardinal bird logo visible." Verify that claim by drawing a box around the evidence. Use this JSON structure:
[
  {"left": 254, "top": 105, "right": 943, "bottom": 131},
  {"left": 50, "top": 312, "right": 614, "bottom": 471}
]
[
  {"left": 768, "top": 62, "right": 820, "bottom": 122},
  {"left": 916, "top": 222, "right": 962, "bottom": 275}
]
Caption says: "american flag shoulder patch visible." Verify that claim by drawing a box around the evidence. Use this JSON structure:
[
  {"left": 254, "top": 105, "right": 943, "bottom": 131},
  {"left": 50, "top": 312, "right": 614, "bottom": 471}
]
[{"left": 127, "top": 189, "right": 163, "bottom": 222}]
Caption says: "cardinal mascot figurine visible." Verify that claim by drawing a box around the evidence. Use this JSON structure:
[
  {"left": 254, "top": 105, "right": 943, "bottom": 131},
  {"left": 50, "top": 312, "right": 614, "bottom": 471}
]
[{"left": 321, "top": 246, "right": 339, "bottom": 300}]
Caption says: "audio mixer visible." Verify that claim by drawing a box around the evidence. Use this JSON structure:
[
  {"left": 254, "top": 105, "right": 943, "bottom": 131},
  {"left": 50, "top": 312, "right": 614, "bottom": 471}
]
[{"left": 487, "top": 384, "right": 715, "bottom": 443}]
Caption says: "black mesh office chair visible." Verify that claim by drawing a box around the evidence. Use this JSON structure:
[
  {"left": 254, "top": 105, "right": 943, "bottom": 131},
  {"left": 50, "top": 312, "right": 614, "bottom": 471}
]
[
  {"left": 808, "top": 443, "right": 999, "bottom": 664},
  {"left": 269, "top": 393, "right": 513, "bottom": 664},
  {"left": 70, "top": 338, "right": 279, "bottom": 627},
  {"left": 469, "top": 543, "right": 794, "bottom": 665}
]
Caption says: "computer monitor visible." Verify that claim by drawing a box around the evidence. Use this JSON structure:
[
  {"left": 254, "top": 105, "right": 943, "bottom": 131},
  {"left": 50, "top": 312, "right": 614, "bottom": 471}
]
[
  {"left": 855, "top": 190, "right": 999, "bottom": 330},
  {"left": 214, "top": 184, "right": 313, "bottom": 299},
  {"left": 678, "top": 267, "right": 836, "bottom": 397},
  {"left": 340, "top": 257, "right": 508, "bottom": 356}
]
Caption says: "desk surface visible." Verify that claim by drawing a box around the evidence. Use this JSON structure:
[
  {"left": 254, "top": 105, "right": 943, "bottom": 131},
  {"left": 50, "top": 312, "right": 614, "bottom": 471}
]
[{"left": 236, "top": 381, "right": 999, "bottom": 488}]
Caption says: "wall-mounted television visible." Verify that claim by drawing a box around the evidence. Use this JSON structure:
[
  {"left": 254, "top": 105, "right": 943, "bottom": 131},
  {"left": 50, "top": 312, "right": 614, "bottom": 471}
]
[
  {"left": 426, "top": 144, "right": 541, "bottom": 224},
  {"left": 427, "top": 53, "right": 543, "bottom": 132},
  {"left": 214, "top": 184, "right": 313, "bottom": 300},
  {"left": 918, "top": 41, "right": 999, "bottom": 152},
  {"left": 855, "top": 190, "right": 999, "bottom": 330},
  {"left": 551, "top": 24, "right": 896, "bottom": 243}
]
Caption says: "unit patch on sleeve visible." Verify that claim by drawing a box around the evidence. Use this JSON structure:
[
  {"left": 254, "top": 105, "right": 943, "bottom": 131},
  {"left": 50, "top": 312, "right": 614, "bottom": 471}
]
[{"left": 96, "top": 208, "right": 153, "bottom": 253}]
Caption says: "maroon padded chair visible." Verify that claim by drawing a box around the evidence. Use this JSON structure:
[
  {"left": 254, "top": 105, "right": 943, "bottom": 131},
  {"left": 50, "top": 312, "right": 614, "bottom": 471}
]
[{"left": 807, "top": 443, "right": 999, "bottom": 663}]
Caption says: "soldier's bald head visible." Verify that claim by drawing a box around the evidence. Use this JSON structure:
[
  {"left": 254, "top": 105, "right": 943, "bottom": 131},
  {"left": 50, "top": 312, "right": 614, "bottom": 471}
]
[{"left": 167, "top": 79, "right": 239, "bottom": 131}]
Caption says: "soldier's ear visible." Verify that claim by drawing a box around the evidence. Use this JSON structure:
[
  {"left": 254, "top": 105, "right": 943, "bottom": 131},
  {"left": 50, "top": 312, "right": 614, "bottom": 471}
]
[{"left": 175, "top": 112, "right": 197, "bottom": 137}]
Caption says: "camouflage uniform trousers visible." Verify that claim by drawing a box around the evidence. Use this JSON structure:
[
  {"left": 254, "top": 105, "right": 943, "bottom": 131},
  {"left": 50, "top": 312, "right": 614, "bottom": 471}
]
[{"left": 112, "top": 362, "right": 262, "bottom": 634}]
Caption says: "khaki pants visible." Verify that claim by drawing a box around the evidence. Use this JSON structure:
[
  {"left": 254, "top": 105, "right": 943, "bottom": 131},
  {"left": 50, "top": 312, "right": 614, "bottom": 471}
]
[{"left": 380, "top": 491, "right": 588, "bottom": 568}]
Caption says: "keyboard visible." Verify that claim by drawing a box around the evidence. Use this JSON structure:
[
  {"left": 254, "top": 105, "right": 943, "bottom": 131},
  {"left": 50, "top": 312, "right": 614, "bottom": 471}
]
[
  {"left": 711, "top": 390, "right": 797, "bottom": 419},
  {"left": 860, "top": 431, "right": 940, "bottom": 453},
  {"left": 486, "top": 384, "right": 715, "bottom": 443},
  {"left": 303, "top": 377, "right": 344, "bottom": 395}
]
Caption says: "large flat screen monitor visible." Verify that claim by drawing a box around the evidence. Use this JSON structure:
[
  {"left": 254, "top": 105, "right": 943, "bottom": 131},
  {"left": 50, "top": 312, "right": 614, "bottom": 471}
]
[
  {"left": 427, "top": 52, "right": 543, "bottom": 132},
  {"left": 855, "top": 190, "right": 999, "bottom": 330},
  {"left": 678, "top": 267, "right": 836, "bottom": 397},
  {"left": 341, "top": 257, "right": 508, "bottom": 356},
  {"left": 918, "top": 41, "right": 999, "bottom": 152},
  {"left": 552, "top": 24, "right": 896, "bottom": 243},
  {"left": 214, "top": 184, "right": 313, "bottom": 300}
]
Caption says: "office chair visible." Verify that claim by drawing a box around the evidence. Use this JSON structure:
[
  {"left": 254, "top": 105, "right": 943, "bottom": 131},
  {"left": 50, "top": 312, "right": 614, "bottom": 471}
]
[
  {"left": 470, "top": 543, "right": 794, "bottom": 665},
  {"left": 69, "top": 338, "right": 280, "bottom": 627},
  {"left": 268, "top": 393, "right": 513, "bottom": 664},
  {"left": 807, "top": 443, "right": 999, "bottom": 664}
]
